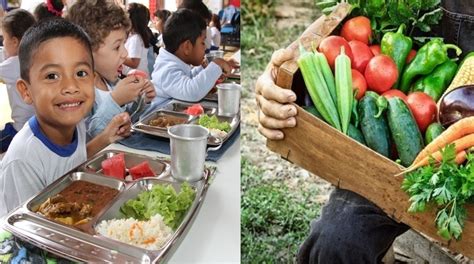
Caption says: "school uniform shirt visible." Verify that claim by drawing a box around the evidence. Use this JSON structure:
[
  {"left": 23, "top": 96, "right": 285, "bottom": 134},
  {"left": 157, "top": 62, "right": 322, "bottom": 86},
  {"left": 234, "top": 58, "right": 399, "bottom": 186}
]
[
  {"left": 123, "top": 33, "right": 149, "bottom": 77},
  {"left": 0, "top": 117, "right": 87, "bottom": 216},
  {"left": 210, "top": 26, "right": 221, "bottom": 48},
  {"left": 85, "top": 87, "right": 123, "bottom": 139},
  {"left": 150, "top": 48, "right": 222, "bottom": 108},
  {"left": 0, "top": 56, "right": 35, "bottom": 132}
]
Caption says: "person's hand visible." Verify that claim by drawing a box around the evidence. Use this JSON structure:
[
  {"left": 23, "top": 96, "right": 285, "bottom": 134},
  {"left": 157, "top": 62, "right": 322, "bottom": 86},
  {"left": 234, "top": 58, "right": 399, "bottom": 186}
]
[
  {"left": 142, "top": 79, "right": 156, "bottom": 103},
  {"left": 111, "top": 76, "right": 146, "bottom": 106},
  {"left": 212, "top": 58, "right": 232, "bottom": 75},
  {"left": 227, "top": 58, "right": 240, "bottom": 69},
  {"left": 102, "top": 112, "right": 132, "bottom": 143},
  {"left": 255, "top": 48, "right": 298, "bottom": 140}
]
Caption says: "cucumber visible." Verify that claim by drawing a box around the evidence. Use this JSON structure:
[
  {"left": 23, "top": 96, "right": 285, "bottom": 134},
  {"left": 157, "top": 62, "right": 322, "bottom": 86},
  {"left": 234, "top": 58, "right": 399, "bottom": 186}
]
[
  {"left": 386, "top": 97, "right": 424, "bottom": 167},
  {"left": 348, "top": 124, "right": 366, "bottom": 145},
  {"left": 302, "top": 105, "right": 323, "bottom": 120},
  {"left": 358, "top": 94, "right": 391, "bottom": 157},
  {"left": 425, "top": 122, "right": 444, "bottom": 145}
]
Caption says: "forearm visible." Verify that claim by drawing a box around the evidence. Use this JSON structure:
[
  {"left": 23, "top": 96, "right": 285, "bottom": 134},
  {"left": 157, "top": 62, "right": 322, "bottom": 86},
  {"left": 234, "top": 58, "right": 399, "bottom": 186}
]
[{"left": 86, "top": 132, "right": 110, "bottom": 158}]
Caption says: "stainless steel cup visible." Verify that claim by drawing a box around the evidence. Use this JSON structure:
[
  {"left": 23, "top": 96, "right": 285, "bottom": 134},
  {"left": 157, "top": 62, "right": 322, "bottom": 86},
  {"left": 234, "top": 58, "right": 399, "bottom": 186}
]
[
  {"left": 206, "top": 50, "right": 224, "bottom": 63},
  {"left": 168, "top": 124, "right": 220, "bottom": 182},
  {"left": 216, "top": 83, "right": 241, "bottom": 116}
]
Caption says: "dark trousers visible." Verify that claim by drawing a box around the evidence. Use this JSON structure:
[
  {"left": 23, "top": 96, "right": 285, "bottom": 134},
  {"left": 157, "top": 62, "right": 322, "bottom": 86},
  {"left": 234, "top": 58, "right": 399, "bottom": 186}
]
[{"left": 297, "top": 189, "right": 409, "bottom": 264}]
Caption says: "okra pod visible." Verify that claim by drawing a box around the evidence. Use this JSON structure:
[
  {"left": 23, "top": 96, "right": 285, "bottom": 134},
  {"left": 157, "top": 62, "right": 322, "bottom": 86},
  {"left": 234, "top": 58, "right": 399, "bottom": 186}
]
[
  {"left": 298, "top": 47, "right": 341, "bottom": 130},
  {"left": 335, "top": 47, "right": 353, "bottom": 134},
  {"left": 315, "top": 51, "right": 337, "bottom": 105}
]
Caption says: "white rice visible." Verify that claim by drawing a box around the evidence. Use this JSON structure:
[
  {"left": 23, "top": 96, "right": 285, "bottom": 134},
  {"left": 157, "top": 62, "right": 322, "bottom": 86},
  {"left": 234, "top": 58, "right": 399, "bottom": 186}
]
[{"left": 95, "top": 214, "right": 173, "bottom": 250}]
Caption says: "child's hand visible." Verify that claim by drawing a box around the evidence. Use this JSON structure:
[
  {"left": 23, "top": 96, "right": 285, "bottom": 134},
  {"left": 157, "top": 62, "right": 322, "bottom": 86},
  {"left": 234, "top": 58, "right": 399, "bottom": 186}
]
[
  {"left": 212, "top": 58, "right": 232, "bottom": 75},
  {"left": 142, "top": 80, "right": 156, "bottom": 103},
  {"left": 111, "top": 76, "right": 146, "bottom": 106},
  {"left": 227, "top": 58, "right": 240, "bottom": 69},
  {"left": 103, "top": 112, "right": 132, "bottom": 143}
]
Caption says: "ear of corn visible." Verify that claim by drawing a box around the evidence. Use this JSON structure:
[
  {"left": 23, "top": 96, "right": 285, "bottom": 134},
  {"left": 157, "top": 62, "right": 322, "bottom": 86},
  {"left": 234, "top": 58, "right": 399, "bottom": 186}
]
[
  {"left": 298, "top": 46, "right": 341, "bottom": 131},
  {"left": 335, "top": 47, "right": 353, "bottom": 134},
  {"left": 443, "top": 53, "right": 474, "bottom": 96}
]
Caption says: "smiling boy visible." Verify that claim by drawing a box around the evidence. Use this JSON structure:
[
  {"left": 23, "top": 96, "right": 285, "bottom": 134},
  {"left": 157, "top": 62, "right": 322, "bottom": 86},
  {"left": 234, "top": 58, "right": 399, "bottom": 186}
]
[
  {"left": 0, "top": 19, "right": 131, "bottom": 216},
  {"left": 151, "top": 8, "right": 232, "bottom": 107}
]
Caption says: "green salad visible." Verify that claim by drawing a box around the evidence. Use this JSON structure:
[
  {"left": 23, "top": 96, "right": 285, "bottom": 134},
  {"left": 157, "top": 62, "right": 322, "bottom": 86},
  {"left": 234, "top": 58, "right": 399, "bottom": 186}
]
[
  {"left": 120, "top": 183, "right": 195, "bottom": 230},
  {"left": 198, "top": 114, "right": 231, "bottom": 132}
]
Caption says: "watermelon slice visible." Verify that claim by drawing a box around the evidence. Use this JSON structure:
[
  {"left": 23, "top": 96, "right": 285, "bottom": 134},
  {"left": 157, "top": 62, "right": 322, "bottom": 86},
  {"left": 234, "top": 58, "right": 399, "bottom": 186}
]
[
  {"left": 127, "top": 69, "right": 148, "bottom": 78},
  {"left": 184, "top": 104, "right": 204, "bottom": 116},
  {"left": 129, "top": 161, "right": 155, "bottom": 180},
  {"left": 101, "top": 153, "right": 126, "bottom": 179}
]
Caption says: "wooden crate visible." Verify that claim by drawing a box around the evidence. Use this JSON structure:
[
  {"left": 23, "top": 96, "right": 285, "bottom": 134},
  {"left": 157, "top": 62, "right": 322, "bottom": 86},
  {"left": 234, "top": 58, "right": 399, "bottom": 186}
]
[{"left": 266, "top": 3, "right": 474, "bottom": 258}]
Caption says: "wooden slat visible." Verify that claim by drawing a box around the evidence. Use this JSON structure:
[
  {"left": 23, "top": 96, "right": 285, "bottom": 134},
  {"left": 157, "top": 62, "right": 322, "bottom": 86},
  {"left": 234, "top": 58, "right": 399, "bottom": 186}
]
[{"left": 266, "top": 3, "right": 474, "bottom": 259}]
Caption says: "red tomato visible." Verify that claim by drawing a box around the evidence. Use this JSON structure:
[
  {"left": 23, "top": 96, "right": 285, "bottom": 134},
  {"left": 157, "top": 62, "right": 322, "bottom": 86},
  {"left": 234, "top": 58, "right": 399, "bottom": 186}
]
[
  {"left": 351, "top": 69, "right": 367, "bottom": 100},
  {"left": 369, "top": 45, "right": 381, "bottom": 56},
  {"left": 319, "top": 36, "right": 354, "bottom": 69},
  {"left": 349, "top": 40, "right": 374, "bottom": 73},
  {"left": 406, "top": 92, "right": 437, "bottom": 133},
  {"left": 340, "top": 16, "right": 372, "bottom": 44},
  {"left": 364, "top": 55, "right": 398, "bottom": 94},
  {"left": 382, "top": 89, "right": 408, "bottom": 104},
  {"left": 405, "top": 49, "right": 417, "bottom": 64},
  {"left": 127, "top": 69, "right": 148, "bottom": 78}
]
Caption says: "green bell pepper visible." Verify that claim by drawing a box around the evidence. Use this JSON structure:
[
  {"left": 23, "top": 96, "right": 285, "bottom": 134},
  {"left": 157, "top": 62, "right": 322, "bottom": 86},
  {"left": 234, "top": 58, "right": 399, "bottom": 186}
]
[
  {"left": 399, "top": 38, "right": 462, "bottom": 93},
  {"left": 411, "top": 60, "right": 458, "bottom": 102},
  {"left": 381, "top": 24, "right": 412, "bottom": 89}
]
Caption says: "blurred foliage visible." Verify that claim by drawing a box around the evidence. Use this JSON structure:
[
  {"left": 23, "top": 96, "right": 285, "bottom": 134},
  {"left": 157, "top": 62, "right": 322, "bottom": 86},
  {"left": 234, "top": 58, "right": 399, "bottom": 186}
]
[{"left": 241, "top": 157, "right": 320, "bottom": 263}]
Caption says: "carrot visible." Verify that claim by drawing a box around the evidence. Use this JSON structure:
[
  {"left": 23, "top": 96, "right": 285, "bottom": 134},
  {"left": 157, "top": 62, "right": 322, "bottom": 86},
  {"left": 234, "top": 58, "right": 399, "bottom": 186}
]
[
  {"left": 412, "top": 116, "right": 474, "bottom": 165},
  {"left": 402, "top": 133, "right": 474, "bottom": 174},
  {"left": 455, "top": 150, "right": 467, "bottom": 165}
]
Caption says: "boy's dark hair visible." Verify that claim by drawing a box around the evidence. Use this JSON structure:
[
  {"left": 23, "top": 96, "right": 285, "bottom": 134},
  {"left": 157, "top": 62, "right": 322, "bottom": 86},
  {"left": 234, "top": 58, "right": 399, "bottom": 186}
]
[
  {"left": 163, "top": 8, "right": 206, "bottom": 54},
  {"left": 180, "top": 1, "right": 211, "bottom": 22},
  {"left": 19, "top": 19, "right": 94, "bottom": 83},
  {"left": 1, "top": 9, "right": 36, "bottom": 42},
  {"left": 128, "top": 3, "right": 151, "bottom": 48}
]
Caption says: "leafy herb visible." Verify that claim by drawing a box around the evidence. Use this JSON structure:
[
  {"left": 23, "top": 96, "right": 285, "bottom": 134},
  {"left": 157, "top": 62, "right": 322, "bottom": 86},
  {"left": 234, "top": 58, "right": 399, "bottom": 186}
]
[
  {"left": 120, "top": 183, "right": 196, "bottom": 230},
  {"left": 198, "top": 114, "right": 232, "bottom": 132},
  {"left": 314, "top": 0, "right": 442, "bottom": 43},
  {"left": 401, "top": 144, "right": 474, "bottom": 240}
]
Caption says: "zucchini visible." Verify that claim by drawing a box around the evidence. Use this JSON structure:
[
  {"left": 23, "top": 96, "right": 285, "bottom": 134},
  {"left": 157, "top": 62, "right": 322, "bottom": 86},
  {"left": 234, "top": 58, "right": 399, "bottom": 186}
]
[
  {"left": 424, "top": 122, "right": 444, "bottom": 145},
  {"left": 348, "top": 124, "right": 366, "bottom": 145},
  {"left": 386, "top": 97, "right": 424, "bottom": 167},
  {"left": 302, "top": 105, "right": 323, "bottom": 120},
  {"left": 358, "top": 94, "right": 391, "bottom": 157}
]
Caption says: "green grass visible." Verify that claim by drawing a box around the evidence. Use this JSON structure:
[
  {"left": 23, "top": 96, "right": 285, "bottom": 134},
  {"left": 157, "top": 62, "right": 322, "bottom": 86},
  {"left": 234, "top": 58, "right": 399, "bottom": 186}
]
[{"left": 241, "top": 157, "right": 320, "bottom": 263}]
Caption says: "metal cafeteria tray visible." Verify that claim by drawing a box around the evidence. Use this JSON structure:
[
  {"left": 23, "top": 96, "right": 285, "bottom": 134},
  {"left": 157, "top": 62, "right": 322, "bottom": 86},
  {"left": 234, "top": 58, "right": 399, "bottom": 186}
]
[
  {"left": 3, "top": 150, "right": 214, "bottom": 263},
  {"left": 162, "top": 99, "right": 217, "bottom": 116},
  {"left": 132, "top": 109, "right": 240, "bottom": 146},
  {"left": 80, "top": 150, "right": 171, "bottom": 182}
]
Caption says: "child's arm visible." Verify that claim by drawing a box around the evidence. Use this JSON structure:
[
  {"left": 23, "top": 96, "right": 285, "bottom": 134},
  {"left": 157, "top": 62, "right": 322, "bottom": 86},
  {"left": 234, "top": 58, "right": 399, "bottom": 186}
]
[
  {"left": 154, "top": 63, "right": 223, "bottom": 102},
  {"left": 86, "top": 112, "right": 131, "bottom": 158},
  {"left": 111, "top": 76, "right": 146, "bottom": 106}
]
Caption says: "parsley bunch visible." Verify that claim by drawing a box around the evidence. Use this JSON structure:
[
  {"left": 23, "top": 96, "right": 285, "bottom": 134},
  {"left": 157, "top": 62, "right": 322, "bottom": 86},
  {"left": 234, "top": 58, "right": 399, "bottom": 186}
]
[{"left": 401, "top": 144, "right": 474, "bottom": 240}]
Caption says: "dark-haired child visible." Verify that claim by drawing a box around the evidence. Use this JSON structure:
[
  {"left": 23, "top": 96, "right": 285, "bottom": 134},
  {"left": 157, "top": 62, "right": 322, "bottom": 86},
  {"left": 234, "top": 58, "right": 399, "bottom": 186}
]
[
  {"left": 0, "top": 9, "right": 36, "bottom": 153},
  {"left": 151, "top": 8, "right": 231, "bottom": 107},
  {"left": 0, "top": 19, "right": 131, "bottom": 216},
  {"left": 123, "top": 3, "right": 152, "bottom": 77}
]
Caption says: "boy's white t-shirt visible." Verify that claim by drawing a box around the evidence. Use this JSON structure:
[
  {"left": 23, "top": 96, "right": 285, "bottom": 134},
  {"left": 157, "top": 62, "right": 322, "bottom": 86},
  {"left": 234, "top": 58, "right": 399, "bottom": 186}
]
[
  {"left": 210, "top": 26, "right": 221, "bottom": 47},
  {"left": 0, "top": 56, "right": 35, "bottom": 131},
  {"left": 0, "top": 117, "right": 87, "bottom": 216},
  {"left": 123, "top": 33, "right": 149, "bottom": 76}
]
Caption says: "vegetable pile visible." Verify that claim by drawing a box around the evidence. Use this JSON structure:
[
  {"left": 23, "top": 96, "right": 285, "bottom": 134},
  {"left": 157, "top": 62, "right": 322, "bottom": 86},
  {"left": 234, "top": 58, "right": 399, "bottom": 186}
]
[
  {"left": 198, "top": 114, "right": 232, "bottom": 133},
  {"left": 120, "top": 183, "right": 196, "bottom": 230},
  {"left": 298, "top": 3, "right": 474, "bottom": 240}
]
